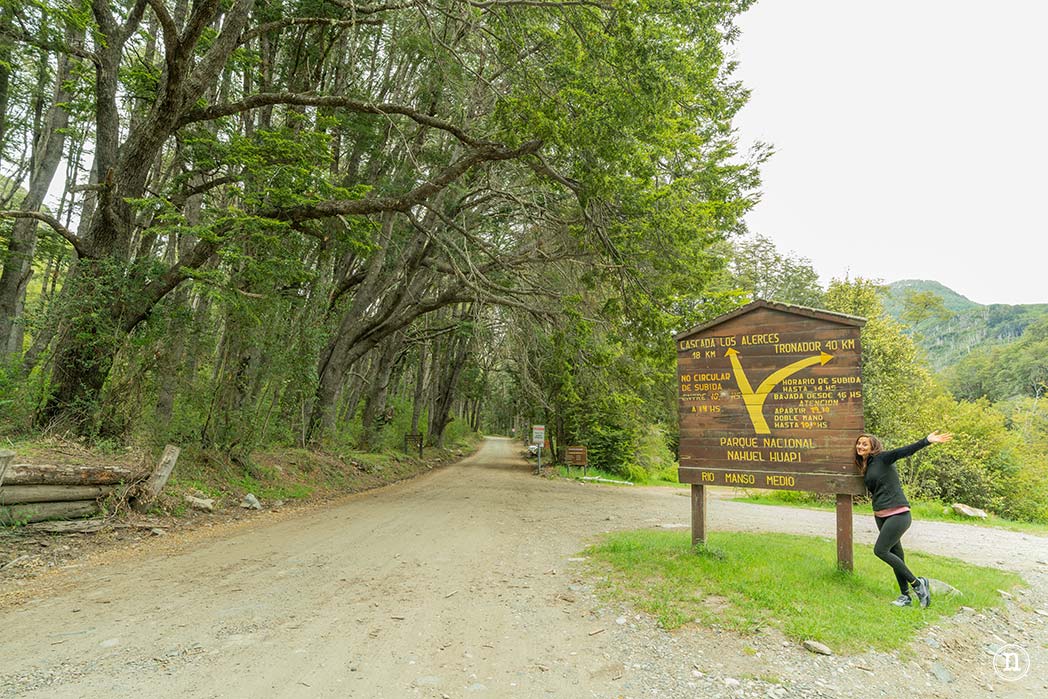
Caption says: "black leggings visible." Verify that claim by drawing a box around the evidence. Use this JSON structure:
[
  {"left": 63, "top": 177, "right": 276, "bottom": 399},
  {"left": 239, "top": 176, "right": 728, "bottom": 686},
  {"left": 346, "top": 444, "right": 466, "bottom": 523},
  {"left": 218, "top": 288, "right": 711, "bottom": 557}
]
[{"left": 874, "top": 512, "right": 917, "bottom": 594}]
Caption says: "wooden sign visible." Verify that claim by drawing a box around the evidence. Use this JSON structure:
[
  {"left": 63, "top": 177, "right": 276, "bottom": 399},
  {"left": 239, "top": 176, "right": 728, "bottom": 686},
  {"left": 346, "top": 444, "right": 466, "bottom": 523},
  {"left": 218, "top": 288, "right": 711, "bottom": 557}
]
[
  {"left": 676, "top": 300, "right": 866, "bottom": 569},
  {"left": 404, "top": 433, "right": 423, "bottom": 458},
  {"left": 677, "top": 301, "right": 865, "bottom": 493},
  {"left": 566, "top": 446, "right": 588, "bottom": 466}
]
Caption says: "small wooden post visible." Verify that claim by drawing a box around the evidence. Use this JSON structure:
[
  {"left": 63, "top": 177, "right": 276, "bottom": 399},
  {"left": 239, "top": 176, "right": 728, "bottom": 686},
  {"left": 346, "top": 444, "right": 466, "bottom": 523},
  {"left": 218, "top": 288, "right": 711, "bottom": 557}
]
[
  {"left": 0, "top": 449, "right": 13, "bottom": 488},
  {"left": 691, "top": 484, "right": 707, "bottom": 547},
  {"left": 836, "top": 493, "right": 853, "bottom": 571},
  {"left": 404, "top": 434, "right": 423, "bottom": 458},
  {"left": 135, "top": 445, "right": 180, "bottom": 510}
]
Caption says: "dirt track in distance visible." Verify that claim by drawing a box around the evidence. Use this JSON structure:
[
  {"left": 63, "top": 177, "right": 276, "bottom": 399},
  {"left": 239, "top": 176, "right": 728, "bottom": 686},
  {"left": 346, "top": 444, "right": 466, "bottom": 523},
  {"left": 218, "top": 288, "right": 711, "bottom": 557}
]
[{"left": 2, "top": 437, "right": 1045, "bottom": 698}]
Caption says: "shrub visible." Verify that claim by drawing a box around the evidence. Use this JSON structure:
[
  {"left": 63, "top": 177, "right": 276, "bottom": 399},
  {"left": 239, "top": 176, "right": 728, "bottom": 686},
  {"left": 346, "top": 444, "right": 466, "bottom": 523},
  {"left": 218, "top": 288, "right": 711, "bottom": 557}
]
[
  {"left": 587, "top": 423, "right": 637, "bottom": 479},
  {"left": 634, "top": 424, "right": 677, "bottom": 480}
]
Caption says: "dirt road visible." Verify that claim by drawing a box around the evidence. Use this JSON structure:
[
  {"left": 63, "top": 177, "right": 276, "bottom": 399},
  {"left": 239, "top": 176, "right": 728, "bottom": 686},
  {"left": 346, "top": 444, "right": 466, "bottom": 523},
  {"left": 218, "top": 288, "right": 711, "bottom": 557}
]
[{"left": 2, "top": 438, "right": 1045, "bottom": 698}]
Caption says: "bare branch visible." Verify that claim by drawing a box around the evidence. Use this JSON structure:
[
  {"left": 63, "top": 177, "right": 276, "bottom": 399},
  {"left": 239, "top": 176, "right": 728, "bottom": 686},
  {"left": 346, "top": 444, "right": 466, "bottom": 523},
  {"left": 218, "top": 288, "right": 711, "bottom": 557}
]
[
  {"left": 125, "top": 237, "right": 221, "bottom": 332},
  {"left": 0, "top": 26, "right": 98, "bottom": 63},
  {"left": 240, "top": 17, "right": 384, "bottom": 45},
  {"left": 0, "top": 211, "right": 91, "bottom": 259},
  {"left": 179, "top": 93, "right": 491, "bottom": 148},
  {"left": 168, "top": 175, "right": 240, "bottom": 207},
  {"left": 182, "top": 0, "right": 257, "bottom": 103},
  {"left": 323, "top": 1, "right": 414, "bottom": 14},
  {"left": 144, "top": 0, "right": 179, "bottom": 69},
  {"left": 527, "top": 153, "right": 582, "bottom": 194},
  {"left": 265, "top": 141, "right": 543, "bottom": 222},
  {"left": 120, "top": 0, "right": 149, "bottom": 43},
  {"left": 407, "top": 210, "right": 557, "bottom": 317},
  {"left": 463, "top": 0, "right": 608, "bottom": 7},
  {"left": 181, "top": 0, "right": 224, "bottom": 57}
]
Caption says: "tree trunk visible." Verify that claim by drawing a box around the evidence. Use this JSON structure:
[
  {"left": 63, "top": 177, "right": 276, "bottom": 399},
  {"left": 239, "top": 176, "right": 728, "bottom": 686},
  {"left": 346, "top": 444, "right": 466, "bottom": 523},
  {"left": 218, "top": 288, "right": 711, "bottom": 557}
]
[
  {"left": 470, "top": 397, "right": 482, "bottom": 432},
  {"left": 336, "top": 363, "right": 368, "bottom": 426},
  {"left": 0, "top": 24, "right": 78, "bottom": 356},
  {"left": 427, "top": 307, "right": 475, "bottom": 447},
  {"left": 410, "top": 342, "right": 428, "bottom": 436},
  {"left": 36, "top": 0, "right": 253, "bottom": 431},
  {"left": 200, "top": 300, "right": 265, "bottom": 453},
  {"left": 0, "top": 8, "right": 12, "bottom": 150},
  {"left": 357, "top": 334, "right": 403, "bottom": 451},
  {"left": 36, "top": 260, "right": 127, "bottom": 429},
  {"left": 155, "top": 184, "right": 205, "bottom": 427}
]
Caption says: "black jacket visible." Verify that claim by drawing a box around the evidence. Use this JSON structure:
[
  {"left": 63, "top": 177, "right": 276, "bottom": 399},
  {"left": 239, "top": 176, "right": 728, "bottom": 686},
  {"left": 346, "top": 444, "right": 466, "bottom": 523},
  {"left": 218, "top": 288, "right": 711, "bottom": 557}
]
[{"left": 862, "top": 437, "right": 930, "bottom": 512}]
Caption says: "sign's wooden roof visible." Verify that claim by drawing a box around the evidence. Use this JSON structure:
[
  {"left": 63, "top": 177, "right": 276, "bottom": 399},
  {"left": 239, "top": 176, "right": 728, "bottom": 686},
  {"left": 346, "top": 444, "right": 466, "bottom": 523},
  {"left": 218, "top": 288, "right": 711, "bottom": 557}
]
[{"left": 674, "top": 300, "right": 866, "bottom": 341}]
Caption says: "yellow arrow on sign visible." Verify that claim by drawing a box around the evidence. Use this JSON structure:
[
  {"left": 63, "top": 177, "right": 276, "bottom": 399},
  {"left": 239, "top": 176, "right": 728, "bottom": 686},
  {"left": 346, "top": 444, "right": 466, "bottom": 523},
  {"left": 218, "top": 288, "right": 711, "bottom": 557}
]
[{"left": 725, "top": 349, "right": 833, "bottom": 434}]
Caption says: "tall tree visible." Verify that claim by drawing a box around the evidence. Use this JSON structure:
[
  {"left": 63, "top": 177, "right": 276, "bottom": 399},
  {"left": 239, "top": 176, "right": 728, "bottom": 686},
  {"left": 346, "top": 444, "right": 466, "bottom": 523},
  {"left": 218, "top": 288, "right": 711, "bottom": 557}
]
[{"left": 0, "top": 0, "right": 761, "bottom": 449}]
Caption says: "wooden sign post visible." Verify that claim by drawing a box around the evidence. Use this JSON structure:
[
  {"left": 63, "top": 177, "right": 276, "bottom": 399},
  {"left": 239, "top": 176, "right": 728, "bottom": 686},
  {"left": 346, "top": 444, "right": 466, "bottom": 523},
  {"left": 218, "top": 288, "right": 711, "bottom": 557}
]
[
  {"left": 676, "top": 301, "right": 866, "bottom": 570},
  {"left": 0, "top": 450, "right": 13, "bottom": 488},
  {"left": 566, "top": 445, "right": 588, "bottom": 476},
  {"left": 404, "top": 433, "right": 424, "bottom": 458}
]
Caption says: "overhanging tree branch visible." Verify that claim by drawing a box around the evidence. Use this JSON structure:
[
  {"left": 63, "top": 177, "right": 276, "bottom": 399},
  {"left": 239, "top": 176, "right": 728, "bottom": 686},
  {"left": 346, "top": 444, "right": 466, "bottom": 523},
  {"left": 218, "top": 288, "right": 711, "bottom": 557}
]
[
  {"left": 0, "top": 211, "right": 91, "bottom": 259},
  {"left": 124, "top": 236, "right": 222, "bottom": 332},
  {"left": 0, "top": 26, "right": 98, "bottom": 64},
  {"left": 240, "top": 17, "right": 385, "bottom": 45},
  {"left": 325, "top": 1, "right": 414, "bottom": 13},
  {"left": 144, "top": 0, "right": 179, "bottom": 73},
  {"left": 182, "top": 0, "right": 254, "bottom": 103},
  {"left": 119, "top": 0, "right": 149, "bottom": 44},
  {"left": 262, "top": 141, "right": 543, "bottom": 222},
  {"left": 169, "top": 175, "right": 241, "bottom": 208},
  {"left": 178, "top": 93, "right": 495, "bottom": 148}
]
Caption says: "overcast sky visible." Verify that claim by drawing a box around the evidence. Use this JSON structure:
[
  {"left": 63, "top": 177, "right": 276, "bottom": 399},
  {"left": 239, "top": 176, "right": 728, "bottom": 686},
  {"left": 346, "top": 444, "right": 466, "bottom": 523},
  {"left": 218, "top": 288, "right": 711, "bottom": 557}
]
[{"left": 730, "top": 1, "right": 1047, "bottom": 306}]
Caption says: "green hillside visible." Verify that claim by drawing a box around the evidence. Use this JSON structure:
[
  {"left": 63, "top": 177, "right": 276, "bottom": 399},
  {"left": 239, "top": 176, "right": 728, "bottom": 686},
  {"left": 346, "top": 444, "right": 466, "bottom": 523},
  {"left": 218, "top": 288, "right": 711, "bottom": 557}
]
[
  {"left": 880, "top": 279, "right": 980, "bottom": 317},
  {"left": 881, "top": 280, "right": 1048, "bottom": 373}
]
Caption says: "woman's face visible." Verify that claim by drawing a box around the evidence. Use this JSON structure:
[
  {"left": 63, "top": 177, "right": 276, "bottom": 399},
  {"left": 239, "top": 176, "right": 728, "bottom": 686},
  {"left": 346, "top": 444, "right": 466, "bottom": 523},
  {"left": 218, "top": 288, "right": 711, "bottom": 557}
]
[{"left": 855, "top": 436, "right": 872, "bottom": 457}]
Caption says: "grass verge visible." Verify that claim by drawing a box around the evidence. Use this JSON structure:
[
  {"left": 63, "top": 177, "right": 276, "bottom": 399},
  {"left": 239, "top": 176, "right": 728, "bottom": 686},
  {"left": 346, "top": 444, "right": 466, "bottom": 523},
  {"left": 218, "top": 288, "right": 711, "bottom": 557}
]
[
  {"left": 162, "top": 434, "right": 483, "bottom": 512},
  {"left": 584, "top": 529, "right": 1023, "bottom": 654},
  {"left": 733, "top": 491, "right": 1048, "bottom": 535},
  {"left": 0, "top": 433, "right": 483, "bottom": 518}
]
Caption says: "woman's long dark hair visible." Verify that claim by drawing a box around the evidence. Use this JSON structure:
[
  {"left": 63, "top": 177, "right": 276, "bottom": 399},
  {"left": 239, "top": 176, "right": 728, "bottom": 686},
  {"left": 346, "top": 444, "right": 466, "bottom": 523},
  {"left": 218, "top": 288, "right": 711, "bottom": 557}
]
[{"left": 855, "top": 433, "right": 883, "bottom": 475}]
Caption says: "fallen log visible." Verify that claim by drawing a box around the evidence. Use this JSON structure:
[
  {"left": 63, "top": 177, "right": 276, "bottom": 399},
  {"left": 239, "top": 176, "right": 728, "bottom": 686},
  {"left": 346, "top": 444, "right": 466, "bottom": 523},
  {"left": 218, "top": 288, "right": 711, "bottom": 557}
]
[
  {"left": 0, "top": 485, "right": 115, "bottom": 505},
  {"left": 1, "top": 463, "right": 141, "bottom": 487},
  {"left": 24, "top": 519, "right": 108, "bottom": 534},
  {"left": 0, "top": 500, "right": 100, "bottom": 524},
  {"left": 580, "top": 476, "right": 634, "bottom": 486}
]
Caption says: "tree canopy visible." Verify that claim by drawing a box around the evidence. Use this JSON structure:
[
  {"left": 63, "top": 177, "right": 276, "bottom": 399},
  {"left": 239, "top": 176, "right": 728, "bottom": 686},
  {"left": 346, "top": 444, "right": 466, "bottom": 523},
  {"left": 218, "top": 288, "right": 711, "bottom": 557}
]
[{"left": 0, "top": 0, "right": 760, "bottom": 451}]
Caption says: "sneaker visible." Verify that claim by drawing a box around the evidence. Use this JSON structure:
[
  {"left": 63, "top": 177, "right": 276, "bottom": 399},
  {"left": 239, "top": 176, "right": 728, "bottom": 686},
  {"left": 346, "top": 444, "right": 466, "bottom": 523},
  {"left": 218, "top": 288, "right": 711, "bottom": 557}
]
[
  {"left": 890, "top": 593, "right": 913, "bottom": 607},
  {"left": 912, "top": 577, "right": 932, "bottom": 608}
]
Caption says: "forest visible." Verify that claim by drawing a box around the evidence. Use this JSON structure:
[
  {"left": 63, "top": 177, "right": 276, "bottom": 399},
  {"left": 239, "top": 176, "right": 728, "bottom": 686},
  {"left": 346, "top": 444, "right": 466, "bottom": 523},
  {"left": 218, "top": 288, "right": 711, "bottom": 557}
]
[{"left": 1, "top": 0, "right": 1044, "bottom": 523}]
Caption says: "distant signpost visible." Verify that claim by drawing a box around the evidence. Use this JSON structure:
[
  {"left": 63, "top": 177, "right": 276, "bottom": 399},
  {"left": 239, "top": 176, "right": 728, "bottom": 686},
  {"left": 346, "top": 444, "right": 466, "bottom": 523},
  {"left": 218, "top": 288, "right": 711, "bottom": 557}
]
[
  {"left": 404, "top": 433, "right": 423, "bottom": 458},
  {"left": 532, "top": 425, "right": 546, "bottom": 472},
  {"left": 566, "top": 445, "right": 588, "bottom": 476},
  {"left": 676, "top": 300, "right": 866, "bottom": 570},
  {"left": 532, "top": 425, "right": 545, "bottom": 445}
]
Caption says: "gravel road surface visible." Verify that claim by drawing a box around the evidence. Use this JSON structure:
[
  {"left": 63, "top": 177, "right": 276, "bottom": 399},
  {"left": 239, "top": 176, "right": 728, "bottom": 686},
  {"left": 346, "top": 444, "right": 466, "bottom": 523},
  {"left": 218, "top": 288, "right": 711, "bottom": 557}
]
[{"left": 2, "top": 437, "right": 1045, "bottom": 698}]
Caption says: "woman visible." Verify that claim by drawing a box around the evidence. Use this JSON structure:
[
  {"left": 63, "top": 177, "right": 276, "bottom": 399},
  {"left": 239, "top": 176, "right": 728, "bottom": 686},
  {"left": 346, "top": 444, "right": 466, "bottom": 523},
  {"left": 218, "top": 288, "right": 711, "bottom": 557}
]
[{"left": 855, "top": 431, "right": 953, "bottom": 608}]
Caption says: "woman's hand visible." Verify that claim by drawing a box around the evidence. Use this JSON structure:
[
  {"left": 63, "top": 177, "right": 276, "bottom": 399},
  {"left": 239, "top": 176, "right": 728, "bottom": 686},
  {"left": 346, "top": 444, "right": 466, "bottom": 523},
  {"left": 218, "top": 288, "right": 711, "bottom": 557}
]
[{"left": 927, "top": 431, "right": 954, "bottom": 444}]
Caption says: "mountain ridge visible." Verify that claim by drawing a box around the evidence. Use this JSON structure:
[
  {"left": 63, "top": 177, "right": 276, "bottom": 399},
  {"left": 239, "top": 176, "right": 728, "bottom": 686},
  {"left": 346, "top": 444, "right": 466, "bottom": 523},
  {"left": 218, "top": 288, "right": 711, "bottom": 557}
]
[{"left": 880, "top": 280, "right": 1048, "bottom": 372}]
